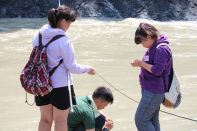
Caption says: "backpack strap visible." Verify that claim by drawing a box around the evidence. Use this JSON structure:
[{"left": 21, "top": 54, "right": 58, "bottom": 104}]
[
  {"left": 38, "top": 32, "right": 65, "bottom": 76},
  {"left": 49, "top": 59, "right": 63, "bottom": 76},
  {"left": 44, "top": 35, "right": 65, "bottom": 48},
  {"left": 38, "top": 32, "right": 64, "bottom": 47},
  {"left": 43, "top": 34, "right": 65, "bottom": 76},
  {"left": 155, "top": 42, "right": 173, "bottom": 92},
  {"left": 25, "top": 92, "right": 35, "bottom": 106},
  {"left": 156, "top": 43, "right": 170, "bottom": 49},
  {"left": 39, "top": 32, "right": 42, "bottom": 46}
]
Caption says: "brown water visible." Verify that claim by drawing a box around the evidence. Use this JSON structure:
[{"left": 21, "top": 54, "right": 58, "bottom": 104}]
[{"left": 0, "top": 18, "right": 197, "bottom": 131}]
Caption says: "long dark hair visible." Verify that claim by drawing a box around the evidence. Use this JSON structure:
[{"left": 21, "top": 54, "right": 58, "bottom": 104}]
[
  {"left": 134, "top": 23, "right": 160, "bottom": 44},
  {"left": 48, "top": 5, "right": 76, "bottom": 28}
]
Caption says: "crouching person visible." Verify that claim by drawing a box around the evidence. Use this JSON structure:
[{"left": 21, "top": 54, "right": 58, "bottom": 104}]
[{"left": 68, "top": 86, "right": 114, "bottom": 131}]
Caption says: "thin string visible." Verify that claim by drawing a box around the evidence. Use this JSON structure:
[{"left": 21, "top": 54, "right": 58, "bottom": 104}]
[
  {"left": 96, "top": 73, "right": 139, "bottom": 103},
  {"left": 96, "top": 72, "right": 197, "bottom": 123},
  {"left": 25, "top": 92, "right": 34, "bottom": 106}
]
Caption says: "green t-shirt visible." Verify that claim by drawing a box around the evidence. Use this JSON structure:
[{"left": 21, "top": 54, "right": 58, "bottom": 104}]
[{"left": 68, "top": 96, "right": 98, "bottom": 131}]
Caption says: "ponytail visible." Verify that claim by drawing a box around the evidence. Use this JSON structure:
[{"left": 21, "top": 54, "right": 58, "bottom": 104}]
[
  {"left": 47, "top": 5, "right": 77, "bottom": 28},
  {"left": 48, "top": 8, "right": 57, "bottom": 28}
]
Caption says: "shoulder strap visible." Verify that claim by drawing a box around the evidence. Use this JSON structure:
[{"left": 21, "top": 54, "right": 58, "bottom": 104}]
[
  {"left": 156, "top": 42, "right": 172, "bottom": 57},
  {"left": 49, "top": 59, "right": 63, "bottom": 76},
  {"left": 38, "top": 33, "right": 65, "bottom": 76},
  {"left": 46, "top": 35, "right": 65, "bottom": 76},
  {"left": 38, "top": 32, "right": 65, "bottom": 47},
  {"left": 155, "top": 41, "right": 174, "bottom": 92},
  {"left": 155, "top": 42, "right": 174, "bottom": 92},
  {"left": 155, "top": 42, "right": 172, "bottom": 58},
  {"left": 39, "top": 32, "right": 42, "bottom": 46},
  {"left": 44, "top": 35, "right": 65, "bottom": 48},
  {"left": 156, "top": 43, "right": 169, "bottom": 49}
]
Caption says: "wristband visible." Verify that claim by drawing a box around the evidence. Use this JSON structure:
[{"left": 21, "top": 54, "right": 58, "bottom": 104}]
[{"left": 103, "top": 128, "right": 108, "bottom": 131}]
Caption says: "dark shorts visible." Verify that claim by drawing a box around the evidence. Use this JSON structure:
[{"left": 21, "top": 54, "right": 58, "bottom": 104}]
[{"left": 35, "top": 85, "right": 76, "bottom": 110}]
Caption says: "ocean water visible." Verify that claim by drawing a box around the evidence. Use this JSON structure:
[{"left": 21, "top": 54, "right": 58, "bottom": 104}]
[{"left": 0, "top": 18, "right": 197, "bottom": 131}]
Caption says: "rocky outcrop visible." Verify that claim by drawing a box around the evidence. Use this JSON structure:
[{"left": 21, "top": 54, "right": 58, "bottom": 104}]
[{"left": 0, "top": 0, "right": 197, "bottom": 21}]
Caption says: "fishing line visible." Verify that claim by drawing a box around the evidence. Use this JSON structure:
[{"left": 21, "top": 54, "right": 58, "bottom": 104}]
[
  {"left": 96, "top": 72, "right": 197, "bottom": 123},
  {"left": 96, "top": 72, "right": 139, "bottom": 104}
]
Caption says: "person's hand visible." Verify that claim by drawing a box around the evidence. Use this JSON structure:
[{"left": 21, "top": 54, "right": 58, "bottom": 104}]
[
  {"left": 130, "top": 59, "right": 142, "bottom": 67},
  {"left": 103, "top": 119, "right": 113, "bottom": 130},
  {"left": 88, "top": 67, "right": 96, "bottom": 75}
]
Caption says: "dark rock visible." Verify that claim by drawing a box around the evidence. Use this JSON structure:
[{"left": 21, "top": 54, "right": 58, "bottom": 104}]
[{"left": 0, "top": 0, "right": 197, "bottom": 21}]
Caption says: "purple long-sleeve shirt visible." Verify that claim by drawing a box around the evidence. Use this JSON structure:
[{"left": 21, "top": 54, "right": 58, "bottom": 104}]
[{"left": 139, "top": 35, "right": 172, "bottom": 94}]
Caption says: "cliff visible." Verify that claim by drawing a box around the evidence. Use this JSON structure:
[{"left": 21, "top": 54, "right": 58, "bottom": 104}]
[{"left": 0, "top": 0, "right": 197, "bottom": 21}]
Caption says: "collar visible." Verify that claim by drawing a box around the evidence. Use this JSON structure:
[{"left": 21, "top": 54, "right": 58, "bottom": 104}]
[{"left": 88, "top": 95, "right": 100, "bottom": 118}]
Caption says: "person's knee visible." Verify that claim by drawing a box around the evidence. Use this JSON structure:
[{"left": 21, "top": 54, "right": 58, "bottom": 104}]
[
  {"left": 54, "top": 115, "right": 67, "bottom": 127},
  {"left": 40, "top": 117, "right": 53, "bottom": 126},
  {"left": 54, "top": 117, "right": 67, "bottom": 126},
  {"left": 54, "top": 121, "right": 68, "bottom": 131},
  {"left": 54, "top": 118, "right": 67, "bottom": 131}
]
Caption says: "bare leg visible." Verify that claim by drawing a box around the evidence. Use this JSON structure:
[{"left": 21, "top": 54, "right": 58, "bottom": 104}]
[
  {"left": 53, "top": 106, "right": 69, "bottom": 131},
  {"left": 38, "top": 104, "right": 53, "bottom": 131}
]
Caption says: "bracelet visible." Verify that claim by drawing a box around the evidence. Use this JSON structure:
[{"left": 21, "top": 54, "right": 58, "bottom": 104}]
[{"left": 103, "top": 128, "right": 108, "bottom": 131}]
